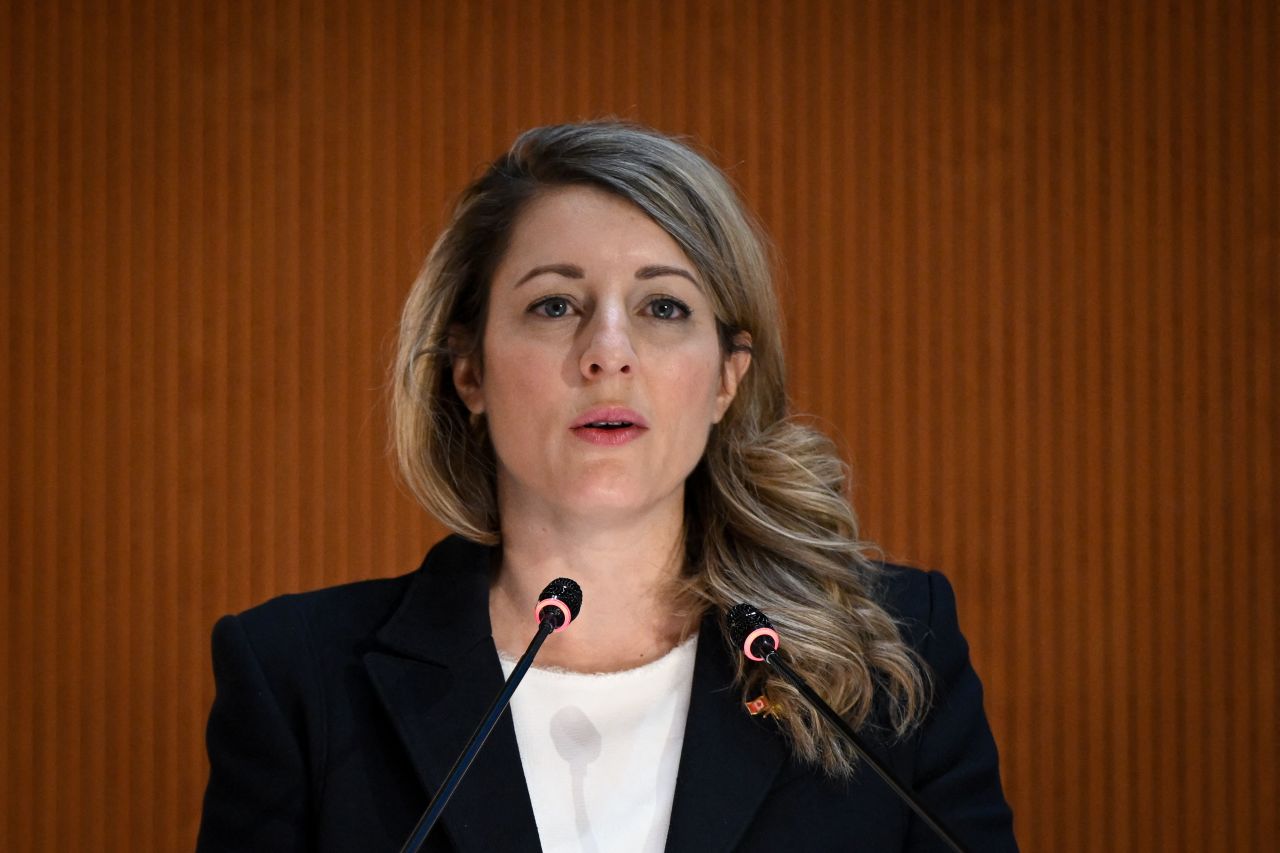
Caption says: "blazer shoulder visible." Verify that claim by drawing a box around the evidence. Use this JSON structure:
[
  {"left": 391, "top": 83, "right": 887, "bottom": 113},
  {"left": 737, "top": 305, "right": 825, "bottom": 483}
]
[
  {"left": 870, "top": 563, "right": 1020, "bottom": 849},
  {"left": 216, "top": 533, "right": 493, "bottom": 675},
  {"left": 867, "top": 562, "right": 943, "bottom": 649},
  {"left": 224, "top": 571, "right": 417, "bottom": 667}
]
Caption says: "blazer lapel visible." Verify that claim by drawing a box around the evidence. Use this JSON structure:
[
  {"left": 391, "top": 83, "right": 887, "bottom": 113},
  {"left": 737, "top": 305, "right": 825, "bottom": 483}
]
[
  {"left": 363, "top": 536, "right": 542, "bottom": 853},
  {"left": 664, "top": 617, "right": 787, "bottom": 852}
]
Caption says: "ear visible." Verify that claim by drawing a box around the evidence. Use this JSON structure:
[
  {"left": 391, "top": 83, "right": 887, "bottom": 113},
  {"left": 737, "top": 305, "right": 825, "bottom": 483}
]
[
  {"left": 713, "top": 332, "right": 752, "bottom": 423},
  {"left": 449, "top": 326, "right": 486, "bottom": 415}
]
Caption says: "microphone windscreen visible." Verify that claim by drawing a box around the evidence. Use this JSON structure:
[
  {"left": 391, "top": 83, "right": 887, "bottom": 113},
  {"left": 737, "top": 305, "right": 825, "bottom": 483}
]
[
  {"left": 726, "top": 603, "right": 772, "bottom": 649},
  {"left": 539, "top": 577, "right": 583, "bottom": 620},
  {"left": 727, "top": 603, "right": 781, "bottom": 661}
]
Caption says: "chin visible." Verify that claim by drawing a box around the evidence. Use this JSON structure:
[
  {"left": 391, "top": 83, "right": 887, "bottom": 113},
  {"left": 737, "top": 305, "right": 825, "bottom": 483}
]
[{"left": 556, "top": 478, "right": 674, "bottom": 519}]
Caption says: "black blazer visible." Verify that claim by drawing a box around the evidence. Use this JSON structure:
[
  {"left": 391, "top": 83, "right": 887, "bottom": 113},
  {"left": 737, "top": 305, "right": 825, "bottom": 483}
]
[{"left": 197, "top": 536, "right": 1017, "bottom": 852}]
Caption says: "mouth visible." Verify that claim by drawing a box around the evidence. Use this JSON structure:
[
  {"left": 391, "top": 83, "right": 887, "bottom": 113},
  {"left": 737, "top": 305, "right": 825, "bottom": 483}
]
[
  {"left": 579, "top": 420, "right": 636, "bottom": 430},
  {"left": 570, "top": 406, "right": 649, "bottom": 445},
  {"left": 570, "top": 406, "right": 650, "bottom": 430}
]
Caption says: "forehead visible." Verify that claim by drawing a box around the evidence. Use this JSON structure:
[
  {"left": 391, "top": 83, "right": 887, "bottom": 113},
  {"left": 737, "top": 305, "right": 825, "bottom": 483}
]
[{"left": 494, "top": 185, "right": 699, "bottom": 281}]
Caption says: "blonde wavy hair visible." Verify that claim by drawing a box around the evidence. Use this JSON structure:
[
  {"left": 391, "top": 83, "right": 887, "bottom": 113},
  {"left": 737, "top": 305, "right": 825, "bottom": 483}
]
[{"left": 391, "top": 121, "right": 927, "bottom": 776}]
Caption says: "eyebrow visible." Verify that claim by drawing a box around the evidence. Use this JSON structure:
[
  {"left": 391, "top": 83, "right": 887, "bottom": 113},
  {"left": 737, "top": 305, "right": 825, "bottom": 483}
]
[
  {"left": 515, "top": 263, "right": 584, "bottom": 286},
  {"left": 636, "top": 264, "right": 698, "bottom": 285},
  {"left": 514, "top": 263, "right": 699, "bottom": 287}
]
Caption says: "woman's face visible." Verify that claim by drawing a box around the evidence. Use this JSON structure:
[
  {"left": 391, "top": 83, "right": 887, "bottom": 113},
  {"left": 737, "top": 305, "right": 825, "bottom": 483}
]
[{"left": 452, "top": 185, "right": 751, "bottom": 525}]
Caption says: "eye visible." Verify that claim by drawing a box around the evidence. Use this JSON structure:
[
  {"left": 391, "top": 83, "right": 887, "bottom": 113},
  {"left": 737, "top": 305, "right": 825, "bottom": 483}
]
[
  {"left": 529, "top": 296, "right": 574, "bottom": 318},
  {"left": 646, "top": 296, "right": 692, "bottom": 320}
]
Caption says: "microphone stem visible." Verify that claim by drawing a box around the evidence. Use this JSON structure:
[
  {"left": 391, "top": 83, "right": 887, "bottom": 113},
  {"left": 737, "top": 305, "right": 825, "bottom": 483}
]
[
  {"left": 400, "top": 618, "right": 556, "bottom": 853},
  {"left": 763, "top": 650, "right": 972, "bottom": 853}
]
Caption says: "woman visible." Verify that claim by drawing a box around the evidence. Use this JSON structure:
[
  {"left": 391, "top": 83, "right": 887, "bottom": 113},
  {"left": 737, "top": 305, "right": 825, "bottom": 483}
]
[{"left": 198, "top": 121, "right": 1017, "bottom": 852}]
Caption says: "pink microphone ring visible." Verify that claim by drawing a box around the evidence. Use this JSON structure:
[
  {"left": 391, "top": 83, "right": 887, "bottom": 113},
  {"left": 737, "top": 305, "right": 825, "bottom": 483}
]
[
  {"left": 534, "top": 598, "right": 573, "bottom": 632},
  {"left": 742, "top": 627, "right": 780, "bottom": 661}
]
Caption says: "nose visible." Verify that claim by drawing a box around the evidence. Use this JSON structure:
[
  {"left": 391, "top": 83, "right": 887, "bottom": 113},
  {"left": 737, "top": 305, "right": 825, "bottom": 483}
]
[{"left": 579, "top": 305, "right": 635, "bottom": 379}]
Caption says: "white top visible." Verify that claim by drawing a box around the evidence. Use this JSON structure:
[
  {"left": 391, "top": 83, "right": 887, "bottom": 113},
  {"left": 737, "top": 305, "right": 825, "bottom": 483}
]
[{"left": 498, "top": 635, "right": 698, "bottom": 853}]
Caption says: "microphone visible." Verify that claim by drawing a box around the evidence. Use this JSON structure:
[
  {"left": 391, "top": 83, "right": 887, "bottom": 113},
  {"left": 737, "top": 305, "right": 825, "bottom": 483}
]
[
  {"left": 726, "top": 603, "right": 973, "bottom": 853},
  {"left": 533, "top": 577, "right": 583, "bottom": 631},
  {"left": 400, "top": 579, "right": 583, "bottom": 853}
]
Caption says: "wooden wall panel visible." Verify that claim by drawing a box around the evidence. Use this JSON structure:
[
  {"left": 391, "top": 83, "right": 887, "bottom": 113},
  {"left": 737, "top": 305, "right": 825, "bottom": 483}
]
[{"left": 3, "top": 1, "right": 1276, "bottom": 850}]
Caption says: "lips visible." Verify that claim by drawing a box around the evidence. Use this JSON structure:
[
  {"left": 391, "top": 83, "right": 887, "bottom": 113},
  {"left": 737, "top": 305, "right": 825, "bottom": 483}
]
[
  {"left": 570, "top": 406, "right": 649, "bottom": 430},
  {"left": 570, "top": 406, "right": 649, "bottom": 446}
]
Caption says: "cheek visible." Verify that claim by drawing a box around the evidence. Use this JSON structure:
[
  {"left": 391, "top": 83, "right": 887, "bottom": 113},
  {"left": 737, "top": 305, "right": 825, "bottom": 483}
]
[
  {"left": 664, "top": 347, "right": 728, "bottom": 431},
  {"left": 478, "top": 340, "right": 573, "bottom": 475},
  {"left": 482, "top": 333, "right": 558, "bottom": 407}
]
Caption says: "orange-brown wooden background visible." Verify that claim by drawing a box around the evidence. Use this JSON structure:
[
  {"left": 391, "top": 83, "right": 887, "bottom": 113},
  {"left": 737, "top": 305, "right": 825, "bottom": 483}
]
[{"left": 4, "top": 1, "right": 1277, "bottom": 850}]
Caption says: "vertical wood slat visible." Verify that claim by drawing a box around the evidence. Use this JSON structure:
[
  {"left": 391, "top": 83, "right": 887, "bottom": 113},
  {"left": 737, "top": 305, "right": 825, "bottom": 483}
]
[
  {"left": 0, "top": 1, "right": 12, "bottom": 849},
  {"left": 2, "top": 2, "right": 1277, "bottom": 850}
]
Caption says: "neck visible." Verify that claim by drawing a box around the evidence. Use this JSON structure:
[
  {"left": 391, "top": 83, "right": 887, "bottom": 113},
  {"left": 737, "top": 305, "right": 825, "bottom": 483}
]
[{"left": 488, "top": 497, "right": 695, "bottom": 673}]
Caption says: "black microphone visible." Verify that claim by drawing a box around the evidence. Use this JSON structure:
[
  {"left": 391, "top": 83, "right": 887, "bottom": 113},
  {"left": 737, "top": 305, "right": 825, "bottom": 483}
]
[
  {"left": 533, "top": 577, "right": 582, "bottom": 631},
  {"left": 726, "top": 603, "right": 973, "bottom": 853},
  {"left": 400, "top": 579, "right": 583, "bottom": 853}
]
